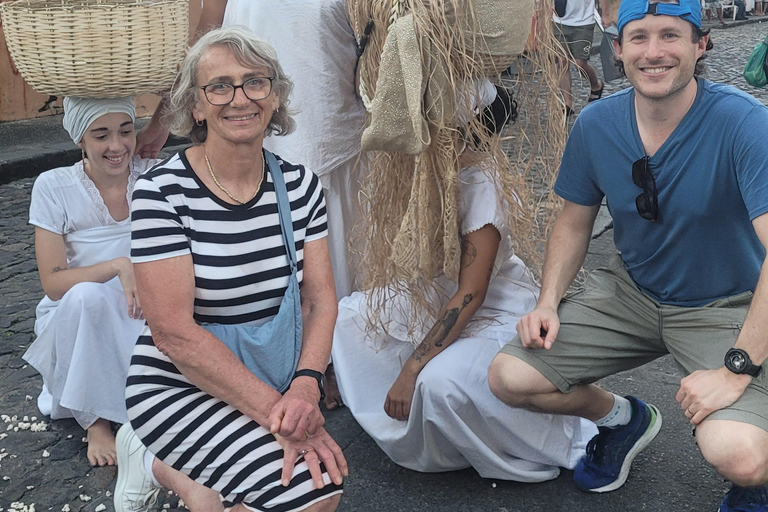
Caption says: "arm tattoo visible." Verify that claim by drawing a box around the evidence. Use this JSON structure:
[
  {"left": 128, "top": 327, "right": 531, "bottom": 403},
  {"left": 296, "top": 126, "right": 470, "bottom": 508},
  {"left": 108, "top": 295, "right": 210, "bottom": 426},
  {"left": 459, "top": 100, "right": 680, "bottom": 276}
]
[
  {"left": 460, "top": 239, "right": 477, "bottom": 268},
  {"left": 52, "top": 266, "right": 63, "bottom": 273},
  {"left": 411, "top": 293, "right": 474, "bottom": 363}
]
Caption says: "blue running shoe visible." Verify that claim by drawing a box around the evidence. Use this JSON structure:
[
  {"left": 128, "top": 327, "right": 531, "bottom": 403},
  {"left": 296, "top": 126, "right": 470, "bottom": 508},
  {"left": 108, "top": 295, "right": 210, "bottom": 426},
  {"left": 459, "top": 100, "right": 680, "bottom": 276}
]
[
  {"left": 719, "top": 484, "right": 768, "bottom": 511},
  {"left": 573, "top": 395, "right": 662, "bottom": 493}
]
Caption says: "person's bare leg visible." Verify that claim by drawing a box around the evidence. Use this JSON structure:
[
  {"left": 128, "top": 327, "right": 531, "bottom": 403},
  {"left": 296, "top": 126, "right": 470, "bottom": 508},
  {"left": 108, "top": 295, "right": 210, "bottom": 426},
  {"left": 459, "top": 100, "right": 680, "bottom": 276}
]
[
  {"left": 152, "top": 459, "right": 342, "bottom": 512},
  {"left": 324, "top": 363, "right": 344, "bottom": 411},
  {"left": 302, "top": 494, "right": 341, "bottom": 512},
  {"left": 706, "top": 7, "right": 714, "bottom": 20},
  {"left": 87, "top": 418, "right": 117, "bottom": 466},
  {"left": 575, "top": 58, "right": 602, "bottom": 94},
  {"left": 488, "top": 353, "right": 614, "bottom": 420},
  {"left": 717, "top": 7, "right": 726, "bottom": 22},
  {"left": 697, "top": 420, "right": 768, "bottom": 486},
  {"left": 152, "top": 458, "right": 224, "bottom": 512}
]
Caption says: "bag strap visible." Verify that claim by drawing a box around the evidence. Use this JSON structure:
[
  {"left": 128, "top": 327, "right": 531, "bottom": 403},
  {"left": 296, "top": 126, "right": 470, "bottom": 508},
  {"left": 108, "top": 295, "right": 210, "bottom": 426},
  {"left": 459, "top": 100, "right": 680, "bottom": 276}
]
[{"left": 264, "top": 150, "right": 297, "bottom": 271}]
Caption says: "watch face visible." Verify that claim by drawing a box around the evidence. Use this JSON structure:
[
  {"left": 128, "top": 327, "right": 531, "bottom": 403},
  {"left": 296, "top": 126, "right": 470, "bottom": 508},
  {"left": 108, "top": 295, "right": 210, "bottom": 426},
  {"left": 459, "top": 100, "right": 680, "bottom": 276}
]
[{"left": 730, "top": 352, "right": 746, "bottom": 371}]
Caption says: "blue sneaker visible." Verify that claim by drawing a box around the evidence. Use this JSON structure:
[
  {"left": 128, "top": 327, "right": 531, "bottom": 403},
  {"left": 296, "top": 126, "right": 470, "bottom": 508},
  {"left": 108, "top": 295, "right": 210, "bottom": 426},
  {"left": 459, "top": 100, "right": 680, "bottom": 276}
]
[
  {"left": 719, "top": 484, "right": 768, "bottom": 511},
  {"left": 573, "top": 395, "right": 662, "bottom": 493}
]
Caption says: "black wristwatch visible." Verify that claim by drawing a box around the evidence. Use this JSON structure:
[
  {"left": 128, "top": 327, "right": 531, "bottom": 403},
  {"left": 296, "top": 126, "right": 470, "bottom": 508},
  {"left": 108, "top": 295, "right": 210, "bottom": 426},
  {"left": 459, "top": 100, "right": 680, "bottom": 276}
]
[
  {"left": 291, "top": 369, "right": 326, "bottom": 401},
  {"left": 724, "top": 348, "right": 763, "bottom": 378}
]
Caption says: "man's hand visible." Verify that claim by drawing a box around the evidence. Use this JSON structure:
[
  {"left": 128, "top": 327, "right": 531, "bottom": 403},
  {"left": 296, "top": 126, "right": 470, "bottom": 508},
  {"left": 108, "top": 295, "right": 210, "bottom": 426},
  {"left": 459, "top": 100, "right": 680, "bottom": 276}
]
[
  {"left": 516, "top": 306, "right": 560, "bottom": 349},
  {"left": 384, "top": 369, "right": 418, "bottom": 421},
  {"left": 268, "top": 378, "right": 324, "bottom": 442},
  {"left": 676, "top": 367, "right": 752, "bottom": 425},
  {"left": 275, "top": 428, "right": 347, "bottom": 489},
  {"left": 135, "top": 121, "right": 170, "bottom": 159}
]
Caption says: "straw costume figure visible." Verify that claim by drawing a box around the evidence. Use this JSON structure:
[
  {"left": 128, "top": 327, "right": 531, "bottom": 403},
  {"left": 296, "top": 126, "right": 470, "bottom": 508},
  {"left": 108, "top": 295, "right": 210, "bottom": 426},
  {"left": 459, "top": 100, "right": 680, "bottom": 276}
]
[
  {"left": 348, "top": 0, "right": 571, "bottom": 331},
  {"left": 330, "top": 0, "right": 596, "bottom": 480}
]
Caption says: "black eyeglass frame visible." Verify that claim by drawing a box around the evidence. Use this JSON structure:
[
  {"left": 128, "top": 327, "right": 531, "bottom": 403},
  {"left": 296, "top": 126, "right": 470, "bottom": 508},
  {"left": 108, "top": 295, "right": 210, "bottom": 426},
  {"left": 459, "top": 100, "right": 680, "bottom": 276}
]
[
  {"left": 199, "top": 77, "right": 275, "bottom": 106},
  {"left": 631, "top": 156, "right": 659, "bottom": 222}
]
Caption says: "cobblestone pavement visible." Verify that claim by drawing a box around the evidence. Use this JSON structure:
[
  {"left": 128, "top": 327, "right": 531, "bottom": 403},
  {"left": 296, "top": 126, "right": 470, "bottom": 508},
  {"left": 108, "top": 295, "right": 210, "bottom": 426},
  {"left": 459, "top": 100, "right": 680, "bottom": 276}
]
[
  {"left": 567, "top": 20, "right": 768, "bottom": 114},
  {"left": 1, "top": 21, "right": 767, "bottom": 512}
]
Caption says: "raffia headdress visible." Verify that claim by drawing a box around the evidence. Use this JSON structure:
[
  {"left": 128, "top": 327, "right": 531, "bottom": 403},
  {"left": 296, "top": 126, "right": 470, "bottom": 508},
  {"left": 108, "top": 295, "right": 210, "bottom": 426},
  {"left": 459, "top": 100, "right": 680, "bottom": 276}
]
[{"left": 350, "top": 0, "right": 570, "bottom": 339}]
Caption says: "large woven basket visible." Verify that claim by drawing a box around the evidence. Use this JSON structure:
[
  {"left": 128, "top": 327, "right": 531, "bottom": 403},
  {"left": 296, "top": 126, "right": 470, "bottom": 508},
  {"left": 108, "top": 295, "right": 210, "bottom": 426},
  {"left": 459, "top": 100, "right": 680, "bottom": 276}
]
[{"left": 0, "top": 0, "right": 188, "bottom": 98}]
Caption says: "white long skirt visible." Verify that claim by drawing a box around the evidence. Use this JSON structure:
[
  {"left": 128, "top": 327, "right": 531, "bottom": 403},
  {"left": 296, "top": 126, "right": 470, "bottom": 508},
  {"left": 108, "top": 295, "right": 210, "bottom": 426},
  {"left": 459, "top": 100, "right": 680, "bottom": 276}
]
[
  {"left": 332, "top": 295, "right": 597, "bottom": 482},
  {"left": 23, "top": 280, "right": 145, "bottom": 429}
]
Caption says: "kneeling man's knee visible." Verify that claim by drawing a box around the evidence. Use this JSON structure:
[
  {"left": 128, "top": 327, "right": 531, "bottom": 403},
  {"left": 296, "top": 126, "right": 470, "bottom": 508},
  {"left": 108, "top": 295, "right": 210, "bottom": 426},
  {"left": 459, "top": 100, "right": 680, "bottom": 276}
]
[
  {"left": 488, "top": 353, "right": 545, "bottom": 408},
  {"left": 698, "top": 420, "right": 768, "bottom": 487}
]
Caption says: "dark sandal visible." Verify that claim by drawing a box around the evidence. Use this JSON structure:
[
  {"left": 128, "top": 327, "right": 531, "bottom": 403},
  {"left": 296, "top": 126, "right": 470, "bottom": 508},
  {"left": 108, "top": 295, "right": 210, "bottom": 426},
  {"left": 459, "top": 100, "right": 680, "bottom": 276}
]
[{"left": 588, "top": 82, "right": 604, "bottom": 102}]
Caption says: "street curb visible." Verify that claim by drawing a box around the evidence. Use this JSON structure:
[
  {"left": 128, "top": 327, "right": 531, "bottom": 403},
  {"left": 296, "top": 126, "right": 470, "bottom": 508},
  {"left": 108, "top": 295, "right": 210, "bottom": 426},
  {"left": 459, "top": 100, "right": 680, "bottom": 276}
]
[
  {"left": 0, "top": 144, "right": 81, "bottom": 186},
  {"left": 0, "top": 140, "right": 191, "bottom": 186}
]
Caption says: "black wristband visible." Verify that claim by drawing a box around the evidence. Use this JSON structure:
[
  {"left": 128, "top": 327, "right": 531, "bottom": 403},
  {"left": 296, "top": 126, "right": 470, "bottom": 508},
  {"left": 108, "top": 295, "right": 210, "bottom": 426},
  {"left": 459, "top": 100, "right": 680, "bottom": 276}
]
[{"left": 291, "top": 369, "right": 326, "bottom": 402}]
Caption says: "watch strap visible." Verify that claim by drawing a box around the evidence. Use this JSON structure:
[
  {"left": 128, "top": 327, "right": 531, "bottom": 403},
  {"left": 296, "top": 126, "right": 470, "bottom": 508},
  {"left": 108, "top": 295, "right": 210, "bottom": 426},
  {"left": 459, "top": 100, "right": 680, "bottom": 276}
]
[{"left": 291, "top": 369, "right": 325, "bottom": 401}]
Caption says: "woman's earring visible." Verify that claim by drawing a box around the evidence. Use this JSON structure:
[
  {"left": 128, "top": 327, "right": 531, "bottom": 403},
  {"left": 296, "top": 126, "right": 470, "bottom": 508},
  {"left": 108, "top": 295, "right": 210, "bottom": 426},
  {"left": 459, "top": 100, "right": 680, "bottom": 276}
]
[
  {"left": 195, "top": 118, "right": 204, "bottom": 126},
  {"left": 81, "top": 149, "right": 88, "bottom": 162}
]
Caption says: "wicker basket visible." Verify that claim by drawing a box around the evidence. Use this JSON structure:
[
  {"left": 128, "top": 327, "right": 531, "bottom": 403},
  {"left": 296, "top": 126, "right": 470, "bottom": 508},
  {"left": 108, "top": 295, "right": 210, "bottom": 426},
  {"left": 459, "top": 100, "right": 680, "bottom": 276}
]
[{"left": 0, "top": 0, "right": 188, "bottom": 98}]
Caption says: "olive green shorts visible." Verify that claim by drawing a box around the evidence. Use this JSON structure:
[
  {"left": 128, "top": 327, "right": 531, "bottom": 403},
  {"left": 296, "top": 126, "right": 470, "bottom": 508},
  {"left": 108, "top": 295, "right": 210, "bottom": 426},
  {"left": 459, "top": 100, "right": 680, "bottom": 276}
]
[
  {"left": 553, "top": 22, "right": 595, "bottom": 61},
  {"left": 500, "top": 255, "right": 768, "bottom": 432}
]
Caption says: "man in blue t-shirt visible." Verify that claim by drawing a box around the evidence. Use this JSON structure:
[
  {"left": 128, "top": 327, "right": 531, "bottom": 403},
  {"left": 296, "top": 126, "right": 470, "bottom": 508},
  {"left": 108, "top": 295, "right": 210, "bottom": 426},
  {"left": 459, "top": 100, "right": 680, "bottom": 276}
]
[{"left": 488, "top": 0, "right": 768, "bottom": 509}]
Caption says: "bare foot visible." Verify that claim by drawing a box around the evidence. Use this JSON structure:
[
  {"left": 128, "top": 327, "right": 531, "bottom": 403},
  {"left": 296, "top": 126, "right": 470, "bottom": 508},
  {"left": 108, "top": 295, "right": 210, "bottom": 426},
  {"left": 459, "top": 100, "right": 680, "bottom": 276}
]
[
  {"left": 86, "top": 419, "right": 117, "bottom": 466},
  {"left": 323, "top": 364, "right": 344, "bottom": 411}
]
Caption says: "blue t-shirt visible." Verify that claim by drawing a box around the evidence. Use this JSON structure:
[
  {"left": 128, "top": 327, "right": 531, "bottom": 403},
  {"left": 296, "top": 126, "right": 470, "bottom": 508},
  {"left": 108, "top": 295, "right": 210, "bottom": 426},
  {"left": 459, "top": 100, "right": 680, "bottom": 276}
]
[{"left": 555, "top": 79, "right": 768, "bottom": 306}]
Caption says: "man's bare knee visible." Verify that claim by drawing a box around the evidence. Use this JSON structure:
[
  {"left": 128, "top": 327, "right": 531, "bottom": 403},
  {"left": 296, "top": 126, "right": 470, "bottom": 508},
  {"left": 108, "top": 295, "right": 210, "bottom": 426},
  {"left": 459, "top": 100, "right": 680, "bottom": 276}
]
[
  {"left": 488, "top": 353, "right": 556, "bottom": 408},
  {"left": 697, "top": 420, "right": 768, "bottom": 487}
]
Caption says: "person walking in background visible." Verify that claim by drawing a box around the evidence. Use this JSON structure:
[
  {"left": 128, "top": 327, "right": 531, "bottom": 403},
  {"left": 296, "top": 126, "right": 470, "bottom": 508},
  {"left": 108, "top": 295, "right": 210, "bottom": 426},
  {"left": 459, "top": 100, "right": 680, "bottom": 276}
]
[
  {"left": 704, "top": 0, "right": 728, "bottom": 25},
  {"left": 553, "top": 0, "right": 604, "bottom": 115}
]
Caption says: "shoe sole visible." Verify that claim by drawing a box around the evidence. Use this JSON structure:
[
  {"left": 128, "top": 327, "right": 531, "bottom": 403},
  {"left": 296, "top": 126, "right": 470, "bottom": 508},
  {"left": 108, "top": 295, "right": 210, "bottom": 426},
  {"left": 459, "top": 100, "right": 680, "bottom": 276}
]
[
  {"left": 587, "top": 404, "right": 662, "bottom": 493},
  {"left": 114, "top": 424, "right": 137, "bottom": 512}
]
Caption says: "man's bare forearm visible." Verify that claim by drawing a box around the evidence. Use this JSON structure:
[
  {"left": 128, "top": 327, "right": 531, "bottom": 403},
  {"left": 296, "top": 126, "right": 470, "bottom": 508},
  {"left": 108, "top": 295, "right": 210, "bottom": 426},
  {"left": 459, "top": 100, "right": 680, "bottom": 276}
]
[
  {"left": 537, "top": 202, "right": 600, "bottom": 310},
  {"left": 734, "top": 254, "right": 768, "bottom": 365}
]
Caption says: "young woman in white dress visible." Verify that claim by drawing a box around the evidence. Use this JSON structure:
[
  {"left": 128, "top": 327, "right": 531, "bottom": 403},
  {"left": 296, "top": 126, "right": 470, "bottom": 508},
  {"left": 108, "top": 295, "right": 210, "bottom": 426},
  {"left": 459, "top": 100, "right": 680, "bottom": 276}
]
[
  {"left": 331, "top": 86, "right": 598, "bottom": 481},
  {"left": 24, "top": 97, "right": 158, "bottom": 466}
]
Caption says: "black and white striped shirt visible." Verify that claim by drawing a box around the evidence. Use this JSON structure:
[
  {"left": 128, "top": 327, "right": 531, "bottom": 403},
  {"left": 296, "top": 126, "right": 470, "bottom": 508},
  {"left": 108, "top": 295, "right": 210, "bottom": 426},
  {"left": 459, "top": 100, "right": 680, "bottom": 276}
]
[{"left": 130, "top": 151, "right": 327, "bottom": 325}]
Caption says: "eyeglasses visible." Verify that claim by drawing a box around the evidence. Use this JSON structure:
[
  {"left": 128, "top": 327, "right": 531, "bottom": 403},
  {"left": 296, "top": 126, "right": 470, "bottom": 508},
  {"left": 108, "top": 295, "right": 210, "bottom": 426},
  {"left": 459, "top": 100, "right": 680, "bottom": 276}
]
[
  {"left": 632, "top": 156, "right": 659, "bottom": 222},
  {"left": 200, "top": 77, "right": 275, "bottom": 106}
]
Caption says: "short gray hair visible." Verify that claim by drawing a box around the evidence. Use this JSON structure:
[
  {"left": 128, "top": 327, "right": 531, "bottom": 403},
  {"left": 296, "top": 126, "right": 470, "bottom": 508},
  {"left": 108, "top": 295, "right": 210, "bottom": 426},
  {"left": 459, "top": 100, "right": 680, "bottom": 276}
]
[{"left": 169, "top": 25, "right": 295, "bottom": 143}]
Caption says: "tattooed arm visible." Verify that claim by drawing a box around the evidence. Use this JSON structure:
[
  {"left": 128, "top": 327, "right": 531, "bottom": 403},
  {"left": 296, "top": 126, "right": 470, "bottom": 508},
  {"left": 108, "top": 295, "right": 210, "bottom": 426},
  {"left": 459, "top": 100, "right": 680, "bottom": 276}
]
[
  {"left": 34, "top": 227, "right": 141, "bottom": 318},
  {"left": 384, "top": 224, "right": 502, "bottom": 421}
]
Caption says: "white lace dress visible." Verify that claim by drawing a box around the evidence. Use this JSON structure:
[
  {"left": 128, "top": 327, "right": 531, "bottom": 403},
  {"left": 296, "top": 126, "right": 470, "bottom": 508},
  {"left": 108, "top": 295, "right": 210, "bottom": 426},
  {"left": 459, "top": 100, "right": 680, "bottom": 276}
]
[
  {"left": 23, "top": 157, "right": 158, "bottom": 429},
  {"left": 332, "top": 166, "right": 597, "bottom": 481}
]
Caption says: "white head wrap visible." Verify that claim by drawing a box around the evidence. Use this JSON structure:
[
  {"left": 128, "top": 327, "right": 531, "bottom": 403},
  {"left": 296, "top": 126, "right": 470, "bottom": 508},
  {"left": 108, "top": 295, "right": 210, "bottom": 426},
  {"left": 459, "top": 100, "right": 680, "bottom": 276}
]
[
  {"left": 456, "top": 78, "right": 498, "bottom": 127},
  {"left": 62, "top": 96, "right": 136, "bottom": 144}
]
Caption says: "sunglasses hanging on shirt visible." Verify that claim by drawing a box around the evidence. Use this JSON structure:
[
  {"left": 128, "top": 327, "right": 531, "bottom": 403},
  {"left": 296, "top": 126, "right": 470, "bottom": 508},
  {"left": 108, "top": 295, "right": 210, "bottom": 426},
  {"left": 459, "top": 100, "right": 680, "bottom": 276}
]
[{"left": 632, "top": 156, "right": 659, "bottom": 222}]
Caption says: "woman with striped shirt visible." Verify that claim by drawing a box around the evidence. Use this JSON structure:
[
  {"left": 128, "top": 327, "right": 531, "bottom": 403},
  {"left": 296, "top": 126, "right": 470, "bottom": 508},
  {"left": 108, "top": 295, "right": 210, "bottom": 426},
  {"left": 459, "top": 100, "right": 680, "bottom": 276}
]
[{"left": 114, "top": 27, "right": 346, "bottom": 512}]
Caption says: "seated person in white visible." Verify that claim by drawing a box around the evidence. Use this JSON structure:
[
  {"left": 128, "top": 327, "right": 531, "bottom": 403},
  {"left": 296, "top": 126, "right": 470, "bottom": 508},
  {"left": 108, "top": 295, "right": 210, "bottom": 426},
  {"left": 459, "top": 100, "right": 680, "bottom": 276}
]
[
  {"left": 331, "top": 85, "right": 597, "bottom": 481},
  {"left": 23, "top": 97, "right": 159, "bottom": 466}
]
